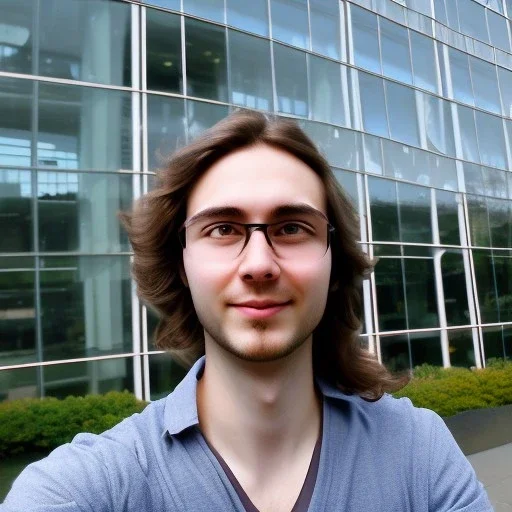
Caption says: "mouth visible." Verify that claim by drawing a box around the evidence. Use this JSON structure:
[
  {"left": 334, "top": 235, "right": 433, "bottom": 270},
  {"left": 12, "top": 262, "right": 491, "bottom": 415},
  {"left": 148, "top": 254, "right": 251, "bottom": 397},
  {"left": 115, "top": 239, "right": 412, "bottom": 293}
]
[{"left": 230, "top": 300, "right": 292, "bottom": 319}]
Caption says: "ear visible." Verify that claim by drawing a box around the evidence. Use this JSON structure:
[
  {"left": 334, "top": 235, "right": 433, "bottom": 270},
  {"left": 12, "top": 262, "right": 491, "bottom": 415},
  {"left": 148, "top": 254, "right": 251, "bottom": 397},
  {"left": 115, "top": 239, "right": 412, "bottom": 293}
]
[{"left": 179, "top": 262, "right": 189, "bottom": 287}]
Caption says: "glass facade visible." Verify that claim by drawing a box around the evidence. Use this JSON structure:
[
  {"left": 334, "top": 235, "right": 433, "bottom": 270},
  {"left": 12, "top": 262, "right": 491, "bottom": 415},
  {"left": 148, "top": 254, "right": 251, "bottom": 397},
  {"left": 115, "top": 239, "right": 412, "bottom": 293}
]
[{"left": 1, "top": 0, "right": 512, "bottom": 401}]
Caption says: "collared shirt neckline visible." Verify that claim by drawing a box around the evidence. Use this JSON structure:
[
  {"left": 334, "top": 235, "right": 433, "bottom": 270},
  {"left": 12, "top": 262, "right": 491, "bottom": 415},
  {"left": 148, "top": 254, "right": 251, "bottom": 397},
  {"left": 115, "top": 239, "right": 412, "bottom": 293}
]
[{"left": 163, "top": 355, "right": 362, "bottom": 437}]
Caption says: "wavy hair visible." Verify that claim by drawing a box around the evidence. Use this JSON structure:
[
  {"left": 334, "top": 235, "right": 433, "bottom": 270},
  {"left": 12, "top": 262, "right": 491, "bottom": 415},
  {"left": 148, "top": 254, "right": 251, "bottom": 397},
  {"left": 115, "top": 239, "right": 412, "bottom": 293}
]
[{"left": 120, "top": 110, "right": 407, "bottom": 399}]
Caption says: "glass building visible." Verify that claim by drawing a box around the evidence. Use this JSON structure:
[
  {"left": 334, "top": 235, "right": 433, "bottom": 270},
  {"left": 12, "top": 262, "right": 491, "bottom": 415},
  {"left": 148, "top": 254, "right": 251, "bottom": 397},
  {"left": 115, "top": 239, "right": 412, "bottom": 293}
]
[{"left": 1, "top": 0, "right": 511, "bottom": 402}]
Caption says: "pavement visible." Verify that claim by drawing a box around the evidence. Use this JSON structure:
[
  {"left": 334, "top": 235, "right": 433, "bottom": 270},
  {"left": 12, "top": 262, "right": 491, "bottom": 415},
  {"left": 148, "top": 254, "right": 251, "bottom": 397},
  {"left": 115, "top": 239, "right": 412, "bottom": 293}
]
[{"left": 468, "top": 443, "right": 512, "bottom": 511}]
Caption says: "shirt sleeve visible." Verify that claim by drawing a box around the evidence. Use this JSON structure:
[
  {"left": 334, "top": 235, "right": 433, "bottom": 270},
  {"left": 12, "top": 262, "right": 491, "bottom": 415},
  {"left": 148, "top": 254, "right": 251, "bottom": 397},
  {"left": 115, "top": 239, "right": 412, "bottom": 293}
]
[
  {"left": 1, "top": 436, "right": 114, "bottom": 512},
  {"left": 0, "top": 431, "right": 151, "bottom": 512},
  {"left": 427, "top": 412, "right": 493, "bottom": 512}
]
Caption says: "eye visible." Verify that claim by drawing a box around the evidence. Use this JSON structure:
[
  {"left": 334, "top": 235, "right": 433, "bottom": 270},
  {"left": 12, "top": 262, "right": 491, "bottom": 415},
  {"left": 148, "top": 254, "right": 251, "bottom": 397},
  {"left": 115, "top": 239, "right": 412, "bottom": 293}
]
[
  {"left": 281, "top": 223, "right": 303, "bottom": 235},
  {"left": 208, "top": 223, "right": 243, "bottom": 238}
]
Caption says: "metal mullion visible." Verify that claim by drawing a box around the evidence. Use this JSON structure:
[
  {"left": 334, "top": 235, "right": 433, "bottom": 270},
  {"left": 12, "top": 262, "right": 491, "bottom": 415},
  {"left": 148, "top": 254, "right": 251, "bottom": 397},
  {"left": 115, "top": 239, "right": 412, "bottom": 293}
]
[
  {"left": 461, "top": 193, "right": 484, "bottom": 368},
  {"left": 181, "top": 14, "right": 187, "bottom": 97},
  {"left": 130, "top": 0, "right": 143, "bottom": 395},
  {"left": 358, "top": 173, "right": 375, "bottom": 353},
  {"left": 31, "top": 0, "right": 44, "bottom": 395},
  {"left": 141, "top": 305, "right": 151, "bottom": 401}
]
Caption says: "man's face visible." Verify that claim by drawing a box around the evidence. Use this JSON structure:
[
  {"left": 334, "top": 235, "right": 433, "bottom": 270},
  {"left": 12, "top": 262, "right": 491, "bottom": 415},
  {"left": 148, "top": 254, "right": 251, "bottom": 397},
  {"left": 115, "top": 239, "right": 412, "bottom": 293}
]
[{"left": 182, "top": 144, "right": 332, "bottom": 363}]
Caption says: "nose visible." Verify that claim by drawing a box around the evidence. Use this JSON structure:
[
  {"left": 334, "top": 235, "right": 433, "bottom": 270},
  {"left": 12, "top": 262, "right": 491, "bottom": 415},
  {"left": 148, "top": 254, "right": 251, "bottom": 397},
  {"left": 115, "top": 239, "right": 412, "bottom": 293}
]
[{"left": 237, "top": 229, "right": 281, "bottom": 282}]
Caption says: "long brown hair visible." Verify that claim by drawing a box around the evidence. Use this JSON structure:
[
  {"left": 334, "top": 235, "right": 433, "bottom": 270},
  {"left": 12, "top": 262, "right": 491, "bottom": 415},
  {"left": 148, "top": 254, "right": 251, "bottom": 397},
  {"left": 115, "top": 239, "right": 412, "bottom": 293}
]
[{"left": 120, "top": 110, "right": 406, "bottom": 399}]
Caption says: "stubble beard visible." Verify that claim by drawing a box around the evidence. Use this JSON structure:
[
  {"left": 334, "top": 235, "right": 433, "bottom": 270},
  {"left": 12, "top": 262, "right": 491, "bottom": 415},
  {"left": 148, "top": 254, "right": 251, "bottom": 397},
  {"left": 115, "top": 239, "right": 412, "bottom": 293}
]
[{"left": 204, "top": 318, "right": 315, "bottom": 363}]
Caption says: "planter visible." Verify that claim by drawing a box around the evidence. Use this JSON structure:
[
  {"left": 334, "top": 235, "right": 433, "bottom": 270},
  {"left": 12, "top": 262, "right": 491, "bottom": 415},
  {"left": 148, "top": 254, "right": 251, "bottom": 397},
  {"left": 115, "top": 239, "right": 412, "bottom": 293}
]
[{"left": 444, "top": 404, "right": 512, "bottom": 455}]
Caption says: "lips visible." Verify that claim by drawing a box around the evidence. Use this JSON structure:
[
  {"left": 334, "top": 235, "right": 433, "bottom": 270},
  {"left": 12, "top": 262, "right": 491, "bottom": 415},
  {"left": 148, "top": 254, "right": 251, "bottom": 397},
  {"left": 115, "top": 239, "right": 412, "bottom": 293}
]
[{"left": 230, "top": 300, "right": 292, "bottom": 319}]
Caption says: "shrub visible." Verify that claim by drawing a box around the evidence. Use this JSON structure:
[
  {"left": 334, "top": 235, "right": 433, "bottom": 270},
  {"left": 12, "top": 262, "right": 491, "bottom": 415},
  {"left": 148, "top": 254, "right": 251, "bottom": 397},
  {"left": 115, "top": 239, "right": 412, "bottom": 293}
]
[
  {"left": 0, "top": 391, "right": 147, "bottom": 459},
  {"left": 394, "top": 361, "right": 512, "bottom": 417}
]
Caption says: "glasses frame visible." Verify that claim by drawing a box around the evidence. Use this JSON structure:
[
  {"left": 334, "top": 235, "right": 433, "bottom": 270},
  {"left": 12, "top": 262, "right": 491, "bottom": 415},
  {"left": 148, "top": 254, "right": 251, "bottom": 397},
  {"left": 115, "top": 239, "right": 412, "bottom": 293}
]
[{"left": 179, "top": 214, "right": 336, "bottom": 259}]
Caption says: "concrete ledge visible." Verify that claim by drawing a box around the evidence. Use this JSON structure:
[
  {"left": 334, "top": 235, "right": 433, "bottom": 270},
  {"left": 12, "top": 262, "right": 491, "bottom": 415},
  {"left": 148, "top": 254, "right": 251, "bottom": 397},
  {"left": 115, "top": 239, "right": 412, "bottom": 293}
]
[{"left": 444, "top": 404, "right": 512, "bottom": 455}]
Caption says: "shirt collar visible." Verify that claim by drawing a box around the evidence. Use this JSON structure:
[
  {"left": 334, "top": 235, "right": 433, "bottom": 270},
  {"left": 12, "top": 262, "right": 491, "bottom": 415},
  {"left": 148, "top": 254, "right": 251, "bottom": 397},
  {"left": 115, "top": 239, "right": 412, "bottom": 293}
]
[{"left": 163, "top": 355, "right": 362, "bottom": 436}]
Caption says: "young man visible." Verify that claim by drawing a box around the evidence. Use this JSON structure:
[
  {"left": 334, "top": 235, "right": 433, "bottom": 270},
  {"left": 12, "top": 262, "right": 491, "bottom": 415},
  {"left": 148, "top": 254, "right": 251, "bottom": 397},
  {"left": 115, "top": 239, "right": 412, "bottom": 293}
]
[{"left": 2, "top": 111, "right": 491, "bottom": 511}]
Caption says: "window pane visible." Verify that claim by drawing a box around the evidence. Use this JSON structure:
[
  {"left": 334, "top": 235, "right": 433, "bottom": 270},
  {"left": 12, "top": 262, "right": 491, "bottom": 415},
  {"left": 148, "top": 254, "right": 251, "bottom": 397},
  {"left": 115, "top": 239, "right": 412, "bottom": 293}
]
[
  {"left": 449, "top": 48, "right": 474, "bottom": 105},
  {"left": 147, "top": 94, "right": 186, "bottom": 171},
  {"left": 351, "top": 6, "right": 381, "bottom": 73},
  {"left": 333, "top": 169, "right": 358, "bottom": 207},
  {"left": 0, "top": 76, "right": 32, "bottom": 168},
  {"left": 463, "top": 162, "right": 483, "bottom": 195},
  {"left": 410, "top": 331, "right": 442, "bottom": 367},
  {"left": 380, "top": 18, "right": 412, "bottom": 84},
  {"left": 39, "top": 0, "right": 131, "bottom": 86},
  {"left": 363, "top": 134, "right": 383, "bottom": 175},
  {"left": 226, "top": 0, "right": 269, "bottom": 36},
  {"left": 310, "top": 0, "right": 341, "bottom": 59},
  {"left": 467, "top": 195, "right": 491, "bottom": 247},
  {"left": 146, "top": 9, "right": 182, "bottom": 94},
  {"left": 473, "top": 250, "right": 500, "bottom": 323},
  {"left": 488, "top": 198, "right": 511, "bottom": 248},
  {"left": 228, "top": 30, "right": 273, "bottom": 110},
  {"left": 37, "top": 171, "right": 132, "bottom": 253},
  {"left": 482, "top": 166, "right": 508, "bottom": 199},
  {"left": 494, "top": 253, "right": 512, "bottom": 322},
  {"left": 358, "top": 72, "right": 388, "bottom": 137},
  {"left": 382, "top": 139, "right": 420, "bottom": 182},
  {"left": 446, "top": 0, "right": 460, "bottom": 31},
  {"left": 375, "top": 259, "right": 407, "bottom": 331},
  {"left": 410, "top": 32, "right": 438, "bottom": 93},
  {"left": 441, "top": 250, "right": 470, "bottom": 326},
  {"left": 0, "top": 0, "right": 33, "bottom": 75},
  {"left": 434, "top": 0, "right": 448, "bottom": 25},
  {"left": 470, "top": 57, "right": 500, "bottom": 114},
  {"left": 183, "top": 0, "right": 224, "bottom": 23},
  {"left": 186, "top": 100, "right": 229, "bottom": 140},
  {"left": 437, "top": 190, "right": 461, "bottom": 245},
  {"left": 407, "top": 0, "right": 432, "bottom": 16},
  {"left": 39, "top": 256, "right": 132, "bottom": 361},
  {"left": 386, "top": 81, "right": 419, "bottom": 146},
  {"left": 185, "top": 18, "right": 227, "bottom": 102},
  {"left": 270, "top": 0, "right": 309, "bottom": 49},
  {"left": 487, "top": 10, "right": 510, "bottom": 52},
  {"left": 38, "top": 83, "right": 132, "bottom": 171},
  {"left": 380, "top": 334, "right": 410, "bottom": 372},
  {"left": 483, "top": 326, "right": 507, "bottom": 361},
  {"left": 309, "top": 56, "right": 345, "bottom": 126},
  {"left": 44, "top": 357, "right": 134, "bottom": 398},
  {"left": 457, "top": 105, "right": 480, "bottom": 163},
  {"left": 143, "top": 0, "right": 180, "bottom": 10},
  {"left": 498, "top": 66, "right": 512, "bottom": 117},
  {"left": 398, "top": 182, "right": 432, "bottom": 243},
  {"left": 0, "top": 257, "right": 36, "bottom": 366},
  {"left": 458, "top": 0, "right": 489, "bottom": 42},
  {"left": 274, "top": 44, "right": 308, "bottom": 117},
  {"left": 302, "top": 122, "right": 363, "bottom": 171},
  {"left": 149, "top": 352, "right": 188, "bottom": 400},
  {"left": 448, "top": 329, "right": 476, "bottom": 367},
  {"left": 475, "top": 111, "right": 506, "bottom": 169},
  {"left": 0, "top": 169, "right": 33, "bottom": 252},
  {"left": 405, "top": 258, "right": 438, "bottom": 329},
  {"left": 429, "top": 154, "right": 457, "bottom": 191},
  {"left": 369, "top": 176, "right": 399, "bottom": 241},
  {"left": 0, "top": 367, "right": 39, "bottom": 401},
  {"left": 418, "top": 92, "right": 455, "bottom": 156}
]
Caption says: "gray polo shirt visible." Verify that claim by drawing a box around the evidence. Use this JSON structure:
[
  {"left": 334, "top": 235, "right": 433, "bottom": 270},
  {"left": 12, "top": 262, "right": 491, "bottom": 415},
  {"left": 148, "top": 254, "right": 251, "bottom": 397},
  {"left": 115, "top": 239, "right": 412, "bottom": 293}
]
[{"left": 2, "top": 356, "right": 492, "bottom": 511}]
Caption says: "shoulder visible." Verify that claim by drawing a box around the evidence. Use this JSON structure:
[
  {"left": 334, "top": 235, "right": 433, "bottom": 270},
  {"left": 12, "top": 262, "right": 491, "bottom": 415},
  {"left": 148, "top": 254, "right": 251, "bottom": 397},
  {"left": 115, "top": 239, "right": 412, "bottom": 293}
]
[{"left": 3, "top": 398, "right": 169, "bottom": 511}]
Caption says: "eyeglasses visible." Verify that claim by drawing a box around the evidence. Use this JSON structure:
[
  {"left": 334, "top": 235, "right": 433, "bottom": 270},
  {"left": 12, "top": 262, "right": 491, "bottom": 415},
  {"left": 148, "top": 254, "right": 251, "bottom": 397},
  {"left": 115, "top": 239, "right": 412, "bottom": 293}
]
[{"left": 179, "top": 208, "right": 335, "bottom": 262}]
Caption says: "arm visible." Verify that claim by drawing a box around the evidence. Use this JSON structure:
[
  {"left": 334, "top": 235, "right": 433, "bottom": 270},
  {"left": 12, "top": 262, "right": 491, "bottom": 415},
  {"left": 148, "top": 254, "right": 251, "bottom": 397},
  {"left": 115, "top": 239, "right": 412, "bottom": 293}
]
[
  {"left": 428, "top": 413, "right": 493, "bottom": 512},
  {"left": 1, "top": 436, "right": 114, "bottom": 512}
]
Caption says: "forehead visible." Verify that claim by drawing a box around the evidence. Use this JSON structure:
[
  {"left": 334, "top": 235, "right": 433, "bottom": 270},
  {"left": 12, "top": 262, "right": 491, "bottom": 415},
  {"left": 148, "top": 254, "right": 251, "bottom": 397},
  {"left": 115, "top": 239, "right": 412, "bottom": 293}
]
[{"left": 186, "top": 144, "right": 327, "bottom": 219}]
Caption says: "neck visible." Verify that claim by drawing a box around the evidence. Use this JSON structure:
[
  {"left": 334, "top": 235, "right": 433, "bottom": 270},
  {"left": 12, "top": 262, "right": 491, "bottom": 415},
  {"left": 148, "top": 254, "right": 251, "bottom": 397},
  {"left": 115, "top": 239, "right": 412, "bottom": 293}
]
[{"left": 197, "top": 339, "right": 321, "bottom": 467}]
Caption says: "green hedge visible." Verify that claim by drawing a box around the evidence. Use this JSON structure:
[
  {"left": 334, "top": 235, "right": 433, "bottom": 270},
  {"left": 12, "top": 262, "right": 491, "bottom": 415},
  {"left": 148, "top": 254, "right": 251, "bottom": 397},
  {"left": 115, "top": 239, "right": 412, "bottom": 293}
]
[
  {"left": 1, "top": 362, "right": 511, "bottom": 458},
  {"left": 393, "top": 360, "right": 512, "bottom": 417},
  {"left": 0, "top": 391, "right": 147, "bottom": 459}
]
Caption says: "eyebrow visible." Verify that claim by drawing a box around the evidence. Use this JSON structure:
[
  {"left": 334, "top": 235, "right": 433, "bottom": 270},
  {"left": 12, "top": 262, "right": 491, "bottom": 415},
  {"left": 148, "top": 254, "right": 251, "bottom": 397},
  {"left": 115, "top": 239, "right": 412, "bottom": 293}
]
[{"left": 184, "top": 203, "right": 328, "bottom": 226}]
